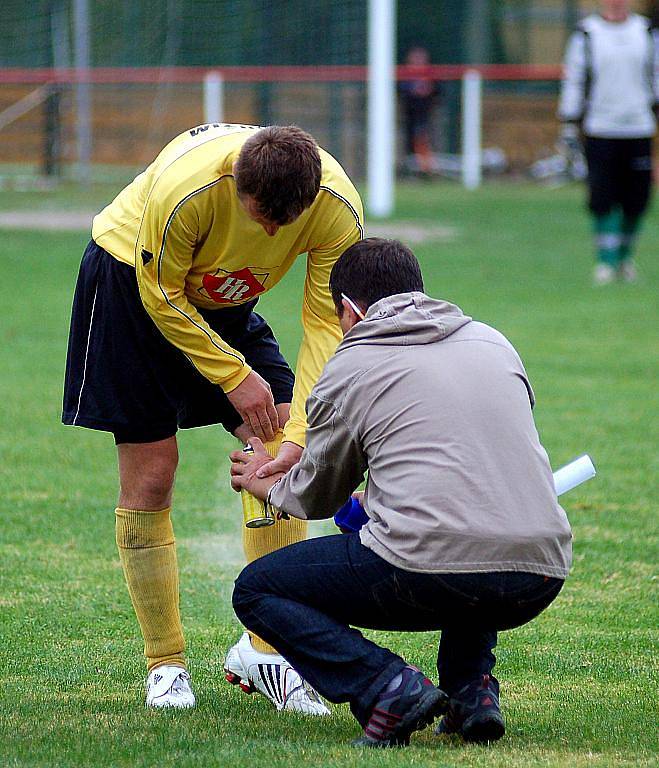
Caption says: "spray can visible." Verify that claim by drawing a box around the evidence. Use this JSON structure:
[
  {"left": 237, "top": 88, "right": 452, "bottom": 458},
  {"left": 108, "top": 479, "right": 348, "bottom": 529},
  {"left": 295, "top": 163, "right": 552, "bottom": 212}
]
[{"left": 241, "top": 444, "right": 276, "bottom": 528}]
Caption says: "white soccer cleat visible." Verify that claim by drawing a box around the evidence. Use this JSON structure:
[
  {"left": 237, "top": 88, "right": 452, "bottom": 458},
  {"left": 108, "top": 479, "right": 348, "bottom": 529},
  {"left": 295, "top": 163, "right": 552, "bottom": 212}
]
[
  {"left": 618, "top": 259, "right": 638, "bottom": 283},
  {"left": 593, "top": 262, "right": 616, "bottom": 285},
  {"left": 146, "top": 664, "right": 196, "bottom": 709},
  {"left": 224, "top": 632, "right": 330, "bottom": 716}
]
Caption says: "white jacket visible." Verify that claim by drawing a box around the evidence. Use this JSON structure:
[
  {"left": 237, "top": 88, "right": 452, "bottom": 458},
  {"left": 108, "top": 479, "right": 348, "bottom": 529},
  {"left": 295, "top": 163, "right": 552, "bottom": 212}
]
[{"left": 559, "top": 13, "right": 657, "bottom": 138}]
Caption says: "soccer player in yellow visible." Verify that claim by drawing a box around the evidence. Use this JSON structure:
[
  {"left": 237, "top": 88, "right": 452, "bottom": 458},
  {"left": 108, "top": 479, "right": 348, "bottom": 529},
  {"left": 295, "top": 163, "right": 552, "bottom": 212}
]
[{"left": 62, "top": 124, "right": 363, "bottom": 711}]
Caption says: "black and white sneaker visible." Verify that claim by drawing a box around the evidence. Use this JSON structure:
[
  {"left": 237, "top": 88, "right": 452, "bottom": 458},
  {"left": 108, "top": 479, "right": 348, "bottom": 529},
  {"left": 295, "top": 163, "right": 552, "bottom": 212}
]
[
  {"left": 224, "top": 632, "right": 330, "bottom": 715},
  {"left": 224, "top": 632, "right": 330, "bottom": 716}
]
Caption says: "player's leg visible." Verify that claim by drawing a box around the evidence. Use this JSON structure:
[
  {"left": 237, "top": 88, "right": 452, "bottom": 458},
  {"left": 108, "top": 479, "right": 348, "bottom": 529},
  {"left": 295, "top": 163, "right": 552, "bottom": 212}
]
[
  {"left": 618, "top": 137, "right": 653, "bottom": 281},
  {"left": 403, "top": 103, "right": 416, "bottom": 159},
  {"left": 226, "top": 406, "right": 326, "bottom": 712},
  {"left": 115, "top": 435, "right": 194, "bottom": 708},
  {"left": 235, "top": 413, "right": 308, "bottom": 626},
  {"left": 584, "top": 137, "right": 621, "bottom": 284},
  {"left": 115, "top": 437, "right": 181, "bottom": 658},
  {"left": 197, "top": 304, "right": 308, "bottom": 647},
  {"left": 412, "top": 108, "right": 433, "bottom": 174},
  {"left": 63, "top": 242, "right": 193, "bottom": 707},
  {"left": 179, "top": 303, "right": 322, "bottom": 710},
  {"left": 238, "top": 416, "right": 307, "bottom": 626}
]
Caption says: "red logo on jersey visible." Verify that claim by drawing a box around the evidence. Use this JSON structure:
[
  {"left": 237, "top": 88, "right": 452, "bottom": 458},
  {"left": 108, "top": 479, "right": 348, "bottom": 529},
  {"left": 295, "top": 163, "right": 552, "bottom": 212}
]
[{"left": 201, "top": 267, "right": 269, "bottom": 304}]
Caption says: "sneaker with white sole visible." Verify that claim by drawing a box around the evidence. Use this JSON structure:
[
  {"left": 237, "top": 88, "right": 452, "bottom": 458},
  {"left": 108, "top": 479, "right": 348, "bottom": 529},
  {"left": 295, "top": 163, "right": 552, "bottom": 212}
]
[
  {"left": 593, "top": 262, "right": 616, "bottom": 285},
  {"left": 618, "top": 259, "right": 638, "bottom": 283},
  {"left": 146, "top": 664, "right": 195, "bottom": 709},
  {"left": 224, "top": 632, "right": 330, "bottom": 716}
]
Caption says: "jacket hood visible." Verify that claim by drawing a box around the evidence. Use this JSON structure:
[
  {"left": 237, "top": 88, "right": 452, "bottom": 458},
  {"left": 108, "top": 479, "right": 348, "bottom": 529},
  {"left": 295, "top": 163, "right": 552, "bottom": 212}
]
[{"left": 338, "top": 292, "right": 472, "bottom": 351}]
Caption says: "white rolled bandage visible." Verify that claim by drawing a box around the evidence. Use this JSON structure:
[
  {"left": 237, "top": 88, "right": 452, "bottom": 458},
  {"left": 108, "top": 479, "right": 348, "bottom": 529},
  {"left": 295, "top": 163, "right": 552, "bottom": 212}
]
[{"left": 553, "top": 455, "right": 596, "bottom": 496}]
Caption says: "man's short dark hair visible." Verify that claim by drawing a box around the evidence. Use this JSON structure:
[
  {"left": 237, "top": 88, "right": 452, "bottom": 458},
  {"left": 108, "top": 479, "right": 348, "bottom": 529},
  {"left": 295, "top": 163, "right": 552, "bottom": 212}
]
[
  {"left": 329, "top": 238, "right": 424, "bottom": 313},
  {"left": 234, "top": 126, "right": 322, "bottom": 226}
]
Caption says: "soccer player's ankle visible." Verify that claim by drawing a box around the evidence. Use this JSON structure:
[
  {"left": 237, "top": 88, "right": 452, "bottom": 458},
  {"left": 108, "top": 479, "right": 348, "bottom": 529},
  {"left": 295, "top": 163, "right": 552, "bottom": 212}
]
[
  {"left": 248, "top": 632, "right": 279, "bottom": 655},
  {"left": 147, "top": 655, "right": 187, "bottom": 672}
]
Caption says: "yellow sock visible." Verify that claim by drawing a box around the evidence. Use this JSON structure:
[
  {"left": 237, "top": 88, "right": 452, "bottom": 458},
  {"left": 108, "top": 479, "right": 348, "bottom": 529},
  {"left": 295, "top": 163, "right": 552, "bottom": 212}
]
[
  {"left": 241, "top": 432, "right": 307, "bottom": 654},
  {"left": 115, "top": 507, "right": 186, "bottom": 671}
]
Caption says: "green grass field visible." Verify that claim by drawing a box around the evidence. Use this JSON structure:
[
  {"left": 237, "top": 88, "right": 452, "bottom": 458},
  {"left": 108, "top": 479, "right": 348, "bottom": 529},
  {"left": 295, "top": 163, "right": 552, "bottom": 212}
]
[{"left": 1, "top": 181, "right": 657, "bottom": 767}]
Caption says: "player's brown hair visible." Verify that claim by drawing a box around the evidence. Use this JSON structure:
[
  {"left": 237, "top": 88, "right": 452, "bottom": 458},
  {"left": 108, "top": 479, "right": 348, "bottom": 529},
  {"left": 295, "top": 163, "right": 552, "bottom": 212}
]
[{"left": 234, "top": 126, "right": 322, "bottom": 225}]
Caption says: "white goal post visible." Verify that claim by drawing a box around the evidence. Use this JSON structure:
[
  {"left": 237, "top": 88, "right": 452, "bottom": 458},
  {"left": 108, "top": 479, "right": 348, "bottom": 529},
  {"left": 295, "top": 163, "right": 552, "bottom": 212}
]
[
  {"left": 367, "top": 0, "right": 397, "bottom": 219},
  {"left": 366, "top": 0, "right": 484, "bottom": 219}
]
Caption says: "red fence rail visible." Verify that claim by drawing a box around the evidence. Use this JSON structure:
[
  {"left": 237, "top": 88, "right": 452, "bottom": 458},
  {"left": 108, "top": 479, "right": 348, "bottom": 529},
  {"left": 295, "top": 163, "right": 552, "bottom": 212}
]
[{"left": 0, "top": 64, "right": 563, "bottom": 85}]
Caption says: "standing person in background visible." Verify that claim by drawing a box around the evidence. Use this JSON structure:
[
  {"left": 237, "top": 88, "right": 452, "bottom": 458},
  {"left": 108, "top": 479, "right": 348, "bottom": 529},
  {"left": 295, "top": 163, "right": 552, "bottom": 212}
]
[
  {"left": 399, "top": 46, "right": 440, "bottom": 175},
  {"left": 62, "top": 123, "right": 363, "bottom": 711},
  {"left": 559, "top": 0, "right": 658, "bottom": 285}
]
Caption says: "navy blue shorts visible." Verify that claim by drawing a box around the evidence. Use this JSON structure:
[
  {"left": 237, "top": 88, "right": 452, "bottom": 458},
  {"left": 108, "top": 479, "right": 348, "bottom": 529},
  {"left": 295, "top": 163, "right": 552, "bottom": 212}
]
[{"left": 62, "top": 241, "right": 294, "bottom": 443}]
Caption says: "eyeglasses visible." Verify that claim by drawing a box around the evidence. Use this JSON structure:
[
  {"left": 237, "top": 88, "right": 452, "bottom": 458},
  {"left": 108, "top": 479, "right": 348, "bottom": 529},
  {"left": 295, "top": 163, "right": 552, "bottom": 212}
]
[{"left": 341, "top": 293, "right": 366, "bottom": 320}]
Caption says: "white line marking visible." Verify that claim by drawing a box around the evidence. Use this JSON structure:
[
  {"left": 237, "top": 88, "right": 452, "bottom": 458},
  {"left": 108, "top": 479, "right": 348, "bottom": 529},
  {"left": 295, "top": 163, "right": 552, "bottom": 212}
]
[{"left": 72, "top": 283, "right": 98, "bottom": 425}]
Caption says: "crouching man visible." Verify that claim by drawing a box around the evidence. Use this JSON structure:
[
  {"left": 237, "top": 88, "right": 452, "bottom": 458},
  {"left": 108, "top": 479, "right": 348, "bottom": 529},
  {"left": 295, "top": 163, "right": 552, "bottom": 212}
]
[{"left": 229, "top": 238, "right": 572, "bottom": 747}]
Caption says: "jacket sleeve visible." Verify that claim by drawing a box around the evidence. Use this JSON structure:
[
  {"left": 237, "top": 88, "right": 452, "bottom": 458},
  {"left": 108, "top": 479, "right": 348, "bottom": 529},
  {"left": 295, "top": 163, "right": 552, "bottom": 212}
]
[
  {"left": 270, "top": 393, "right": 367, "bottom": 519},
  {"left": 558, "top": 30, "right": 587, "bottom": 123},
  {"left": 135, "top": 196, "right": 252, "bottom": 392},
  {"left": 282, "top": 202, "right": 363, "bottom": 447}
]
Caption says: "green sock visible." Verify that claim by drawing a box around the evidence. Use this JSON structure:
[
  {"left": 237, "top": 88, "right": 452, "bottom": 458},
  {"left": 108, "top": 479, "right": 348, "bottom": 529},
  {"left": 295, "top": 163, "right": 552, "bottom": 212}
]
[
  {"left": 620, "top": 214, "right": 641, "bottom": 262},
  {"left": 593, "top": 210, "right": 622, "bottom": 267}
]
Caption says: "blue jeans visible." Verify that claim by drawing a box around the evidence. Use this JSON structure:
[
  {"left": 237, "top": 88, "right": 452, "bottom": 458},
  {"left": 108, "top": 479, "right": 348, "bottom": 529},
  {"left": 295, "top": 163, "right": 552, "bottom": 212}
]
[{"left": 232, "top": 533, "right": 563, "bottom": 725}]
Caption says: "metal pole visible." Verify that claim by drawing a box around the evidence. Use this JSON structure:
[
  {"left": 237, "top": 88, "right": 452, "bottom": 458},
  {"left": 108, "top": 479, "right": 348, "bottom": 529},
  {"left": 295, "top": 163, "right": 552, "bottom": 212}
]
[
  {"left": 203, "top": 72, "right": 224, "bottom": 124},
  {"left": 45, "top": 0, "right": 69, "bottom": 178},
  {"left": 465, "top": 0, "right": 491, "bottom": 64},
  {"left": 565, "top": 0, "right": 579, "bottom": 35},
  {"left": 461, "top": 69, "right": 482, "bottom": 190},
  {"left": 367, "top": 0, "right": 396, "bottom": 219},
  {"left": 73, "top": 0, "right": 92, "bottom": 184}
]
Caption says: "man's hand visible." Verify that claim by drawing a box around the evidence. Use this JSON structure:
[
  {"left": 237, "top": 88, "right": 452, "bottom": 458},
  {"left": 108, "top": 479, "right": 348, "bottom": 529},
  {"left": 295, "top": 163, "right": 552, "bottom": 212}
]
[
  {"left": 226, "top": 370, "right": 279, "bottom": 442},
  {"left": 256, "top": 441, "right": 303, "bottom": 478},
  {"left": 230, "top": 437, "right": 284, "bottom": 500}
]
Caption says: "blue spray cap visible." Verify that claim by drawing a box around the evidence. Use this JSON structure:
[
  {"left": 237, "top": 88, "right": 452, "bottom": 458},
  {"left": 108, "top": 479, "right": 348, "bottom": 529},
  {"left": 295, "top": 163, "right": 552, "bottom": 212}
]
[{"left": 334, "top": 496, "right": 368, "bottom": 533}]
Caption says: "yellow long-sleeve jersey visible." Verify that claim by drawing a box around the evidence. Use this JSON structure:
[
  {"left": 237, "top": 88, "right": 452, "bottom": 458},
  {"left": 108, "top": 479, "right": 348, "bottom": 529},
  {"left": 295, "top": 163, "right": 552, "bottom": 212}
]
[{"left": 92, "top": 123, "right": 364, "bottom": 447}]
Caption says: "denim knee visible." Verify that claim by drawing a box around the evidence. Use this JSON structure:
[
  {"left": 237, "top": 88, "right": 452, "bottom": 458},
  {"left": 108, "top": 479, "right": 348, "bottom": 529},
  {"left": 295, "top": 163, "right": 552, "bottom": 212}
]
[{"left": 232, "top": 562, "right": 262, "bottom": 623}]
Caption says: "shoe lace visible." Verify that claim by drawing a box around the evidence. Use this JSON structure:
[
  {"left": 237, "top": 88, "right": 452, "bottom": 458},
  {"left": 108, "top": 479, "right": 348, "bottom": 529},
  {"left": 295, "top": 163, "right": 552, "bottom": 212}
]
[
  {"left": 283, "top": 673, "right": 322, "bottom": 705},
  {"left": 300, "top": 679, "right": 323, "bottom": 704}
]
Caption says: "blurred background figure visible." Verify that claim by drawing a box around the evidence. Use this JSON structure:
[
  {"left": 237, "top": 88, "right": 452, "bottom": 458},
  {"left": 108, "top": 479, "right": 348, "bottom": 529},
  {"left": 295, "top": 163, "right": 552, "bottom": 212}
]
[
  {"left": 558, "top": 0, "right": 658, "bottom": 286},
  {"left": 399, "top": 46, "right": 440, "bottom": 175}
]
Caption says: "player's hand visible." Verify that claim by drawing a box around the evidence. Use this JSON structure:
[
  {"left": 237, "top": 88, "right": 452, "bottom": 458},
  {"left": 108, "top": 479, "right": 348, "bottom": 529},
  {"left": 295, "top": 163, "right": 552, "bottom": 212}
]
[
  {"left": 230, "top": 437, "right": 279, "bottom": 497},
  {"left": 226, "top": 371, "right": 279, "bottom": 442},
  {"left": 256, "top": 441, "right": 303, "bottom": 478}
]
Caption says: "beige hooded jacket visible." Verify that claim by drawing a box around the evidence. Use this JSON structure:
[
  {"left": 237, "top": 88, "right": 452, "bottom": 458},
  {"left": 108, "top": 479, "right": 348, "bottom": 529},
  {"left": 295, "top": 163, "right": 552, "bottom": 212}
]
[{"left": 269, "top": 292, "right": 572, "bottom": 579}]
